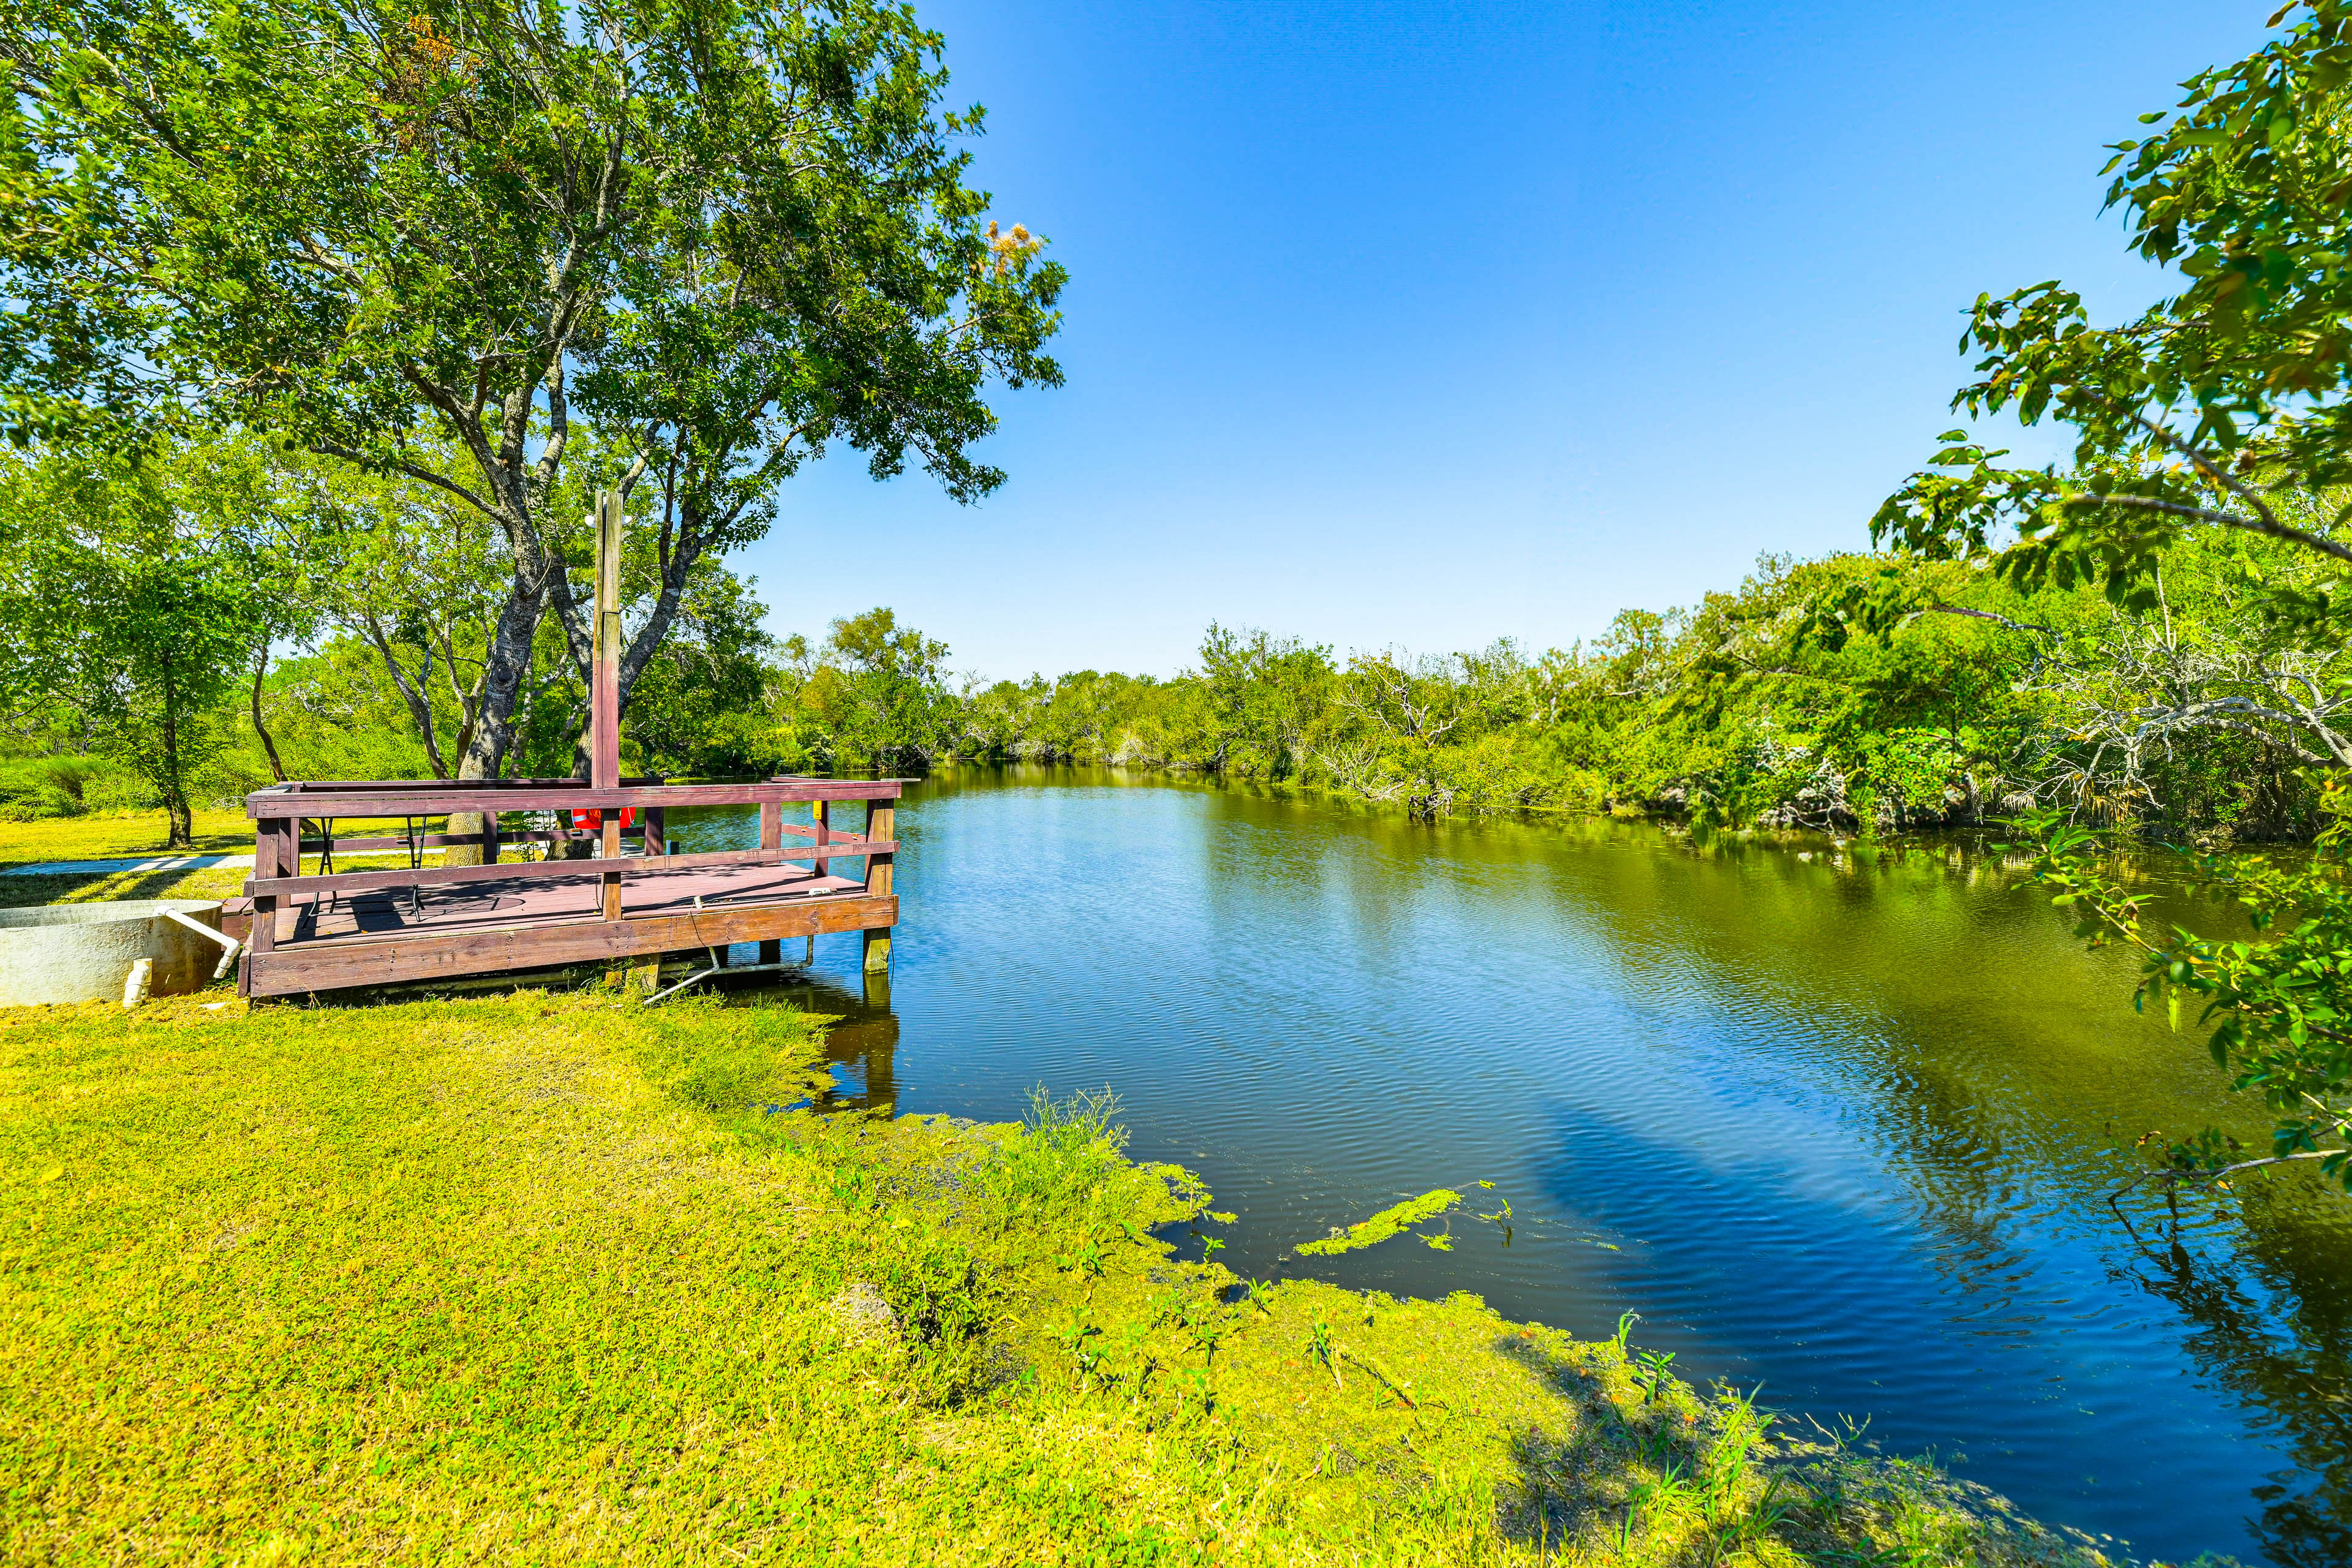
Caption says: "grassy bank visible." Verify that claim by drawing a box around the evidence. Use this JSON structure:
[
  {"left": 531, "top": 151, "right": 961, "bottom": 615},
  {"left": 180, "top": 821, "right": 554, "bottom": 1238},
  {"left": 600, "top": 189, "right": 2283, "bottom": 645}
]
[
  {"left": 0, "top": 987, "right": 2136, "bottom": 1564},
  {"left": 0, "top": 807, "right": 251, "bottom": 910}
]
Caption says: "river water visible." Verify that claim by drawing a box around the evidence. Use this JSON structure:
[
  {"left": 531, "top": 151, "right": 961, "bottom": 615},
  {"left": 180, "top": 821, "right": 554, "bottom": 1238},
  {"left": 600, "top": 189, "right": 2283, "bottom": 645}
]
[{"left": 677, "top": 766, "right": 2352, "bottom": 1565}]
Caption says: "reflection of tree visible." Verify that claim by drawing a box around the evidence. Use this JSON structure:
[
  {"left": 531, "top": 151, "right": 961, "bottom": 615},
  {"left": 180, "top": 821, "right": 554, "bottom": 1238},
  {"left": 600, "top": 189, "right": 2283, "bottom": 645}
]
[
  {"left": 2112, "top": 1186, "right": 2352, "bottom": 1568},
  {"left": 1615, "top": 834, "right": 2352, "bottom": 1560},
  {"left": 731, "top": 971, "right": 899, "bottom": 1110}
]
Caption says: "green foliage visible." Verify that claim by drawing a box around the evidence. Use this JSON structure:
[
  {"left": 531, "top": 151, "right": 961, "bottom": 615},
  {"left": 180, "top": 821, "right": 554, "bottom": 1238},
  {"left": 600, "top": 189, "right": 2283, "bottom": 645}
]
[
  {"left": 1295, "top": 1189, "right": 1461, "bottom": 1257},
  {"left": 620, "top": 560, "right": 780, "bottom": 777},
  {"left": 979, "top": 1084, "right": 1133, "bottom": 1223},
  {"left": 1842, "top": 0, "right": 2352, "bottom": 1215},
  {"left": 2014, "top": 787, "right": 2352, "bottom": 1199},
  {"left": 3, "top": 0, "right": 1064, "bottom": 776},
  {"left": 0, "top": 439, "right": 290, "bottom": 844},
  {"left": 1871, "top": 2, "right": 2352, "bottom": 626},
  {"left": 799, "top": 607, "right": 960, "bottom": 770}
]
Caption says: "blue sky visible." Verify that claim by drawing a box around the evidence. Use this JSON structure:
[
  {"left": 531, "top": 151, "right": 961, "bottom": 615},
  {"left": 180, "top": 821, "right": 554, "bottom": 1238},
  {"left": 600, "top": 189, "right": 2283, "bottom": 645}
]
[{"left": 748, "top": 1, "right": 2274, "bottom": 680}]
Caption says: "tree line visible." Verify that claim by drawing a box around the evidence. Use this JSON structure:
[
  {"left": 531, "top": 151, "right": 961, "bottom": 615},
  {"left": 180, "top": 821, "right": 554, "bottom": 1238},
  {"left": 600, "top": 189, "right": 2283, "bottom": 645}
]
[{"left": 9, "top": 427, "right": 2342, "bottom": 855}]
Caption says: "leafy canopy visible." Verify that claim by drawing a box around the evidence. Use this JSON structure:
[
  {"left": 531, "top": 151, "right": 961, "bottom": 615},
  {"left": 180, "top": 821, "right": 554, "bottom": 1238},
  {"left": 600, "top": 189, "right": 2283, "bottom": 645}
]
[{"left": 1871, "top": 1, "right": 2352, "bottom": 615}]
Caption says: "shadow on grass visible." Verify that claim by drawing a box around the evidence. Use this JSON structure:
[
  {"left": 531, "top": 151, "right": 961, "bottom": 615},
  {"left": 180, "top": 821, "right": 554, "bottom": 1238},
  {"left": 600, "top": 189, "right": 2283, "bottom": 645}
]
[{"left": 0, "top": 867, "right": 250, "bottom": 910}]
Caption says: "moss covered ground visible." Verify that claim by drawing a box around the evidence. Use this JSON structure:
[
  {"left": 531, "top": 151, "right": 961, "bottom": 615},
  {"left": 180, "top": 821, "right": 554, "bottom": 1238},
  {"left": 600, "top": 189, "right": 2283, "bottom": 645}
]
[{"left": 0, "top": 978, "right": 2170, "bottom": 1565}]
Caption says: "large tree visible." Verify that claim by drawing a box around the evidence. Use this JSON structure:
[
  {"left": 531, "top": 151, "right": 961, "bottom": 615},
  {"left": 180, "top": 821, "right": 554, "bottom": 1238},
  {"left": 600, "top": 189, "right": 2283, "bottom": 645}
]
[
  {"left": 1, "top": 0, "right": 1063, "bottom": 788},
  {"left": 1863, "top": 1, "right": 2352, "bottom": 1201},
  {"left": 0, "top": 440, "right": 289, "bottom": 845}
]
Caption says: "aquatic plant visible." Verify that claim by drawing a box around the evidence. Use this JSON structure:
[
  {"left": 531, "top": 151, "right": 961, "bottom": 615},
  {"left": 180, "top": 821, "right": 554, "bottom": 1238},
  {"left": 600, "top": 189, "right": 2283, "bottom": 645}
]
[
  {"left": 1295, "top": 1187, "right": 1461, "bottom": 1256},
  {"left": 1634, "top": 1348, "right": 1679, "bottom": 1404},
  {"left": 1306, "top": 1311, "right": 1341, "bottom": 1390},
  {"left": 979, "top": 1084, "right": 1129, "bottom": 1221}
]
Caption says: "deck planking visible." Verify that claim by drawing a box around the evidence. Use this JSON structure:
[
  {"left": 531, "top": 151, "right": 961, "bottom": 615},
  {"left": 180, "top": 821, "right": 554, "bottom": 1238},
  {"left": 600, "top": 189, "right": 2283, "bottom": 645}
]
[{"left": 237, "top": 861, "right": 867, "bottom": 948}]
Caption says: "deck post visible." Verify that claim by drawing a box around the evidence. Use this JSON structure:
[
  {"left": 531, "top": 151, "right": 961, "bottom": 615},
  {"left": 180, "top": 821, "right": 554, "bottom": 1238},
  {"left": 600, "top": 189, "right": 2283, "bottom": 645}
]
[
  {"left": 758, "top": 793, "right": 781, "bottom": 965},
  {"left": 862, "top": 797, "right": 894, "bottom": 974},
  {"left": 590, "top": 489, "right": 622, "bottom": 794},
  {"left": 592, "top": 489, "right": 624, "bottom": 922},
  {"left": 241, "top": 812, "right": 282, "bottom": 997}
]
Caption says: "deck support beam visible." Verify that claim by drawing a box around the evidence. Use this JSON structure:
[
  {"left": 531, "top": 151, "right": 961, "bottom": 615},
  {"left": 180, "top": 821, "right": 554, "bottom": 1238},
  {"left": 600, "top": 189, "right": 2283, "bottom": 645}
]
[
  {"left": 863, "top": 797, "right": 894, "bottom": 974},
  {"left": 758, "top": 797, "right": 782, "bottom": 966},
  {"left": 592, "top": 489, "right": 625, "bottom": 923}
]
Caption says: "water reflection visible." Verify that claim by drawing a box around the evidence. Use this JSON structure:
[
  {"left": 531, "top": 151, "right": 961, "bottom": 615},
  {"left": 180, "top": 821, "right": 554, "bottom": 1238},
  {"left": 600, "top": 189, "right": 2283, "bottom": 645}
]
[
  {"left": 2125, "top": 1186, "right": 2352, "bottom": 1568},
  {"left": 674, "top": 771, "right": 2352, "bottom": 1564},
  {"left": 706, "top": 952, "right": 900, "bottom": 1109}
]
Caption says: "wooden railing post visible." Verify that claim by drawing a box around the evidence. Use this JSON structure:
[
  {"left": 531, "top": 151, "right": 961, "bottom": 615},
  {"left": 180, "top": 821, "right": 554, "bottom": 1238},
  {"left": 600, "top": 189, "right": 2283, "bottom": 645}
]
[
  {"left": 758, "top": 791, "right": 781, "bottom": 965},
  {"left": 862, "top": 796, "right": 894, "bottom": 974},
  {"left": 600, "top": 813, "right": 622, "bottom": 919},
  {"left": 242, "top": 812, "right": 282, "bottom": 997}
]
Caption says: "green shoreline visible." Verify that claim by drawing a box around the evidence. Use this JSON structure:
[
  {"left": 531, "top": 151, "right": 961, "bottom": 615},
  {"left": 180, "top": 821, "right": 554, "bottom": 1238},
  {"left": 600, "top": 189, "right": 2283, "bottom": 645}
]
[{"left": 0, "top": 987, "right": 2177, "bottom": 1564}]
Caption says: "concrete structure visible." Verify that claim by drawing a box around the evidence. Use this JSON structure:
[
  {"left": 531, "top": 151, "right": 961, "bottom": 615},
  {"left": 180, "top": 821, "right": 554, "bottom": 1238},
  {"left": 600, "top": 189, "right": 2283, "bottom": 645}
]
[{"left": 0, "top": 900, "right": 232, "bottom": 1006}]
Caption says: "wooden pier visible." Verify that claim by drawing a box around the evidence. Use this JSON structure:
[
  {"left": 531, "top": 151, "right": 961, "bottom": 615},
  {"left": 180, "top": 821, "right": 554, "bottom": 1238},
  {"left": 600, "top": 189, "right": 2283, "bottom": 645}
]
[
  {"left": 232, "top": 777, "right": 899, "bottom": 1000},
  {"left": 232, "top": 490, "right": 899, "bottom": 1001}
]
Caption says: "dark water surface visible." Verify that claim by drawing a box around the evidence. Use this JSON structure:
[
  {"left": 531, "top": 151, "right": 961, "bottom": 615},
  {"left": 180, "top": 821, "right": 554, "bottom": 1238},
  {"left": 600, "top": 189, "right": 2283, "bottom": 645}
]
[{"left": 677, "top": 767, "right": 2352, "bottom": 1566}]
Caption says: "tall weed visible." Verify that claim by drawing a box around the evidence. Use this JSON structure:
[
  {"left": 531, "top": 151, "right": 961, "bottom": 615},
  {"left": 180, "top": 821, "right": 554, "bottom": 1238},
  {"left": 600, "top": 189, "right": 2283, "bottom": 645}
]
[{"left": 984, "top": 1085, "right": 1129, "bottom": 1216}]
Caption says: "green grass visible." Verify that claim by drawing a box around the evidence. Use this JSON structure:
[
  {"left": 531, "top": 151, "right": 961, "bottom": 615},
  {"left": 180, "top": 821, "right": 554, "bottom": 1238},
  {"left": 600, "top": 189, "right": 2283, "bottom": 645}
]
[
  {"left": 0, "top": 809, "right": 454, "bottom": 908},
  {"left": 0, "top": 865, "right": 252, "bottom": 909},
  {"left": 0, "top": 987, "right": 2146, "bottom": 1565},
  {"left": 0, "top": 807, "right": 257, "bottom": 866}
]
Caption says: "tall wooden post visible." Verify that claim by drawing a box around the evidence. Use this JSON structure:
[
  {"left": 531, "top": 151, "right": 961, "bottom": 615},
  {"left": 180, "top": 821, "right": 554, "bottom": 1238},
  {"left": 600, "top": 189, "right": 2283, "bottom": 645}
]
[
  {"left": 757, "top": 791, "right": 781, "bottom": 965},
  {"left": 863, "top": 797, "right": 893, "bottom": 974},
  {"left": 241, "top": 813, "right": 283, "bottom": 997},
  {"left": 593, "top": 490, "right": 624, "bottom": 921}
]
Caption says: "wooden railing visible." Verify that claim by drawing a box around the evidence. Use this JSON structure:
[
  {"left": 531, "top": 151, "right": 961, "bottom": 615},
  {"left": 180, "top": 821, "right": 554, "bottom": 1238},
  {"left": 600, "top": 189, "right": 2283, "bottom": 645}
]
[{"left": 242, "top": 777, "right": 902, "bottom": 960}]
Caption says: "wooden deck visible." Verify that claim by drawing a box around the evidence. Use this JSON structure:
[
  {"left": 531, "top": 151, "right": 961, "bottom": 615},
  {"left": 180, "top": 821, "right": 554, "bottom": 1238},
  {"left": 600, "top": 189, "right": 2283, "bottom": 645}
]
[
  {"left": 234, "top": 777, "right": 901, "bottom": 1000},
  {"left": 233, "top": 497, "right": 902, "bottom": 1002}
]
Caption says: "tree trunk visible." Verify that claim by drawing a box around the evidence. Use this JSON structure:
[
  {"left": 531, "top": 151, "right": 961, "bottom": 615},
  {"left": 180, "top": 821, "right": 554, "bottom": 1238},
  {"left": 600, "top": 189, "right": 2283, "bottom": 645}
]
[
  {"left": 251, "top": 646, "right": 288, "bottom": 783},
  {"left": 159, "top": 665, "right": 192, "bottom": 850},
  {"left": 442, "top": 575, "right": 545, "bottom": 864}
]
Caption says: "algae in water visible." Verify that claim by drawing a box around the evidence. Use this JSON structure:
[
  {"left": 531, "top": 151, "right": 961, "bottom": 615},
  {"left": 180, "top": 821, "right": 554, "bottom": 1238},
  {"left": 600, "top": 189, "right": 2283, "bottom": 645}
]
[{"left": 1296, "top": 1188, "right": 1460, "bottom": 1256}]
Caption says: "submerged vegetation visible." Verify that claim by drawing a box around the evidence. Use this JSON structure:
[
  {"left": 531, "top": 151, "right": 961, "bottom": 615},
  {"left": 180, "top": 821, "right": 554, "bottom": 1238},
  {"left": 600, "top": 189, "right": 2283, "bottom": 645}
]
[{"left": 0, "top": 989, "right": 2137, "bottom": 1564}]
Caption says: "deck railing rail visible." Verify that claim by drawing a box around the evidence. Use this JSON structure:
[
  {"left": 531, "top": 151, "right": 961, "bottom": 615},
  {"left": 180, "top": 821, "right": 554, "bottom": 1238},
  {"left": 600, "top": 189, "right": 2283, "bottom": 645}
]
[{"left": 242, "top": 775, "right": 902, "bottom": 971}]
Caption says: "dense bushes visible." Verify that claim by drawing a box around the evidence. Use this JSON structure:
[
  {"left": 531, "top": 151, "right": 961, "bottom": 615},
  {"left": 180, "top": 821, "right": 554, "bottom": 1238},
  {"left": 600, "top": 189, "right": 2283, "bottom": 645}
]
[{"left": 9, "top": 525, "right": 2345, "bottom": 842}]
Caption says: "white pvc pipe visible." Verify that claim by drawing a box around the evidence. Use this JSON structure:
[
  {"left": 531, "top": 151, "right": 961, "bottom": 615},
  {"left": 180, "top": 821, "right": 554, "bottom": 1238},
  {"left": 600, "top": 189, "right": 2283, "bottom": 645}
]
[{"left": 160, "top": 907, "right": 241, "bottom": 981}]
